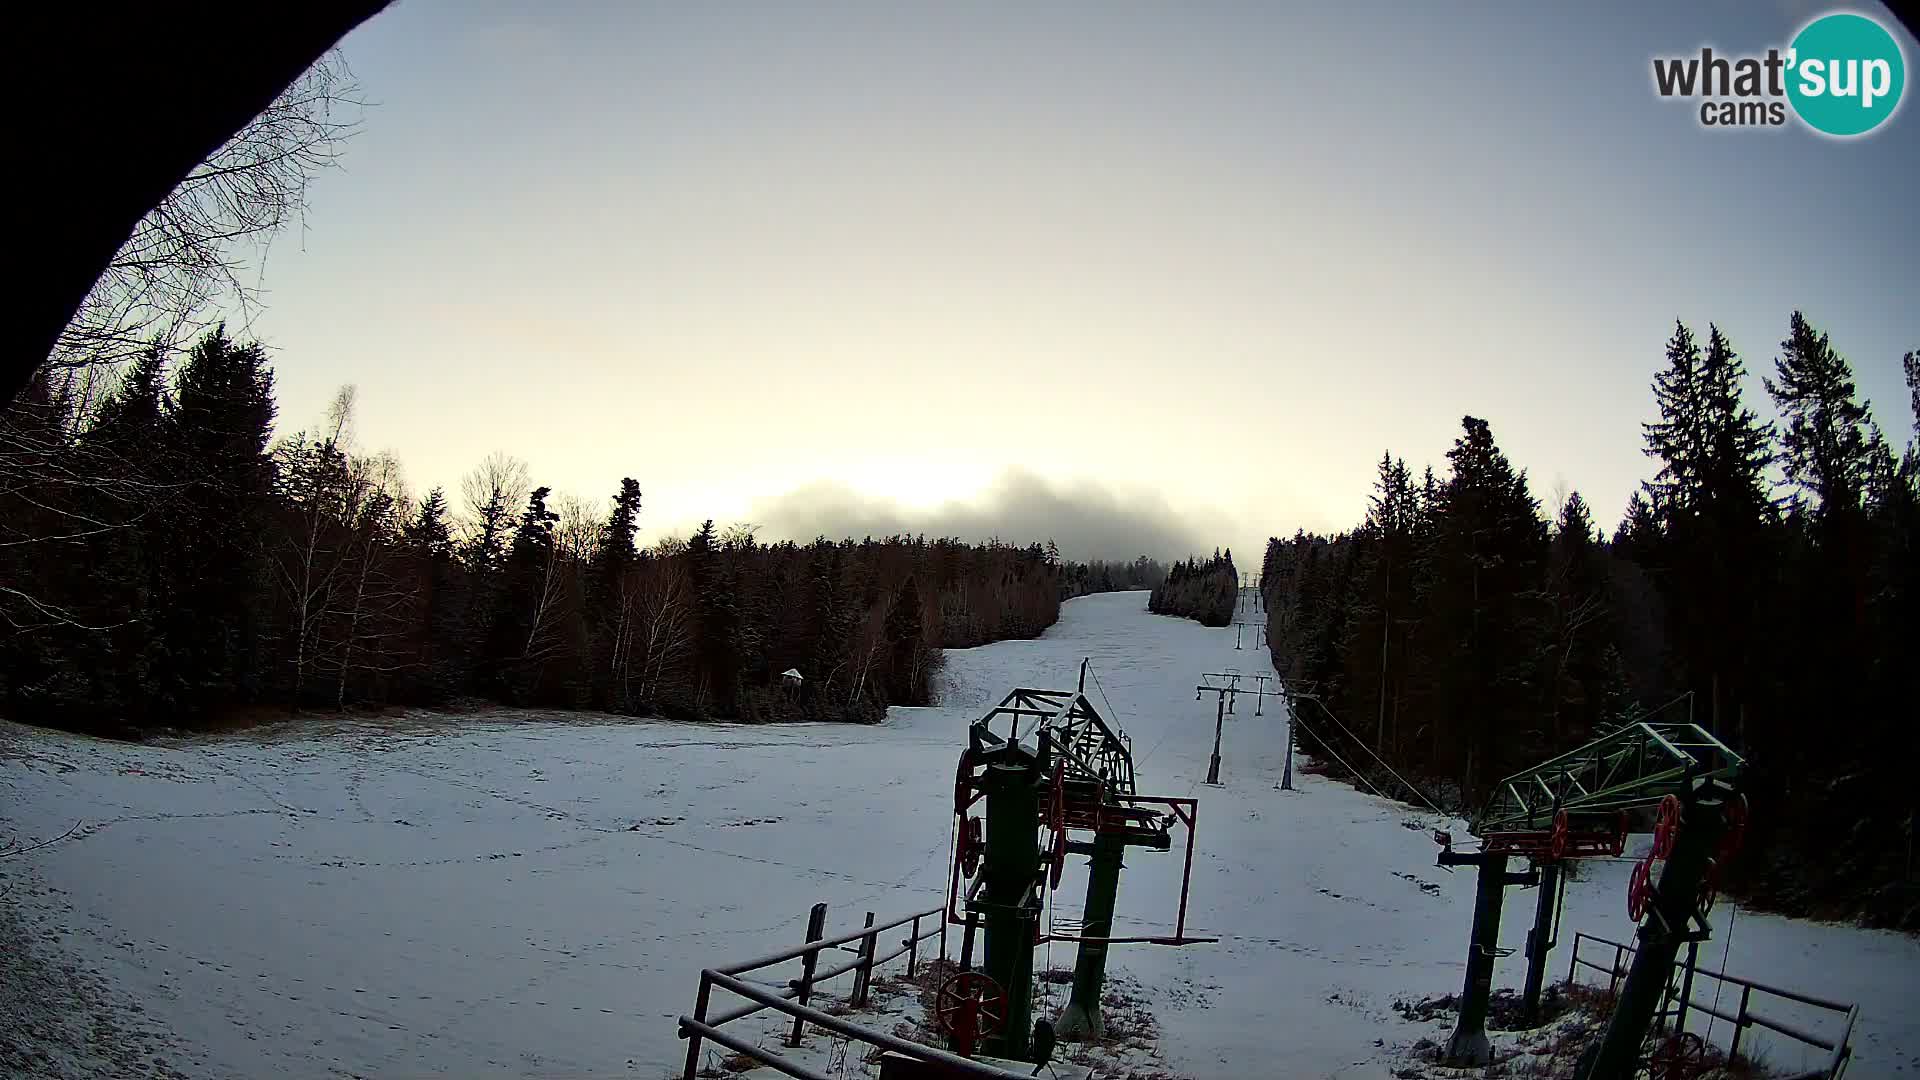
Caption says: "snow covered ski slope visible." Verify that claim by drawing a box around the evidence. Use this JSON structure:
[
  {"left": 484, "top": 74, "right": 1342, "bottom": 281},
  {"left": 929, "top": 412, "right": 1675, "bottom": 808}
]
[{"left": 2, "top": 591, "right": 1916, "bottom": 1079}]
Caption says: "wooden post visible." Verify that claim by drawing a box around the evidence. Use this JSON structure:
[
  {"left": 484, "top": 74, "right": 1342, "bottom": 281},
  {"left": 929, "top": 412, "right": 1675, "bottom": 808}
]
[
  {"left": 852, "top": 910, "right": 877, "bottom": 1008},
  {"left": 787, "top": 902, "right": 828, "bottom": 1047}
]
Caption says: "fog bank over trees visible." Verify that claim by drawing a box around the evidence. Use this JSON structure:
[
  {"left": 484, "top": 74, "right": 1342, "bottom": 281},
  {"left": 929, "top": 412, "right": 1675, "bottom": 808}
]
[{"left": 744, "top": 467, "right": 1230, "bottom": 563}]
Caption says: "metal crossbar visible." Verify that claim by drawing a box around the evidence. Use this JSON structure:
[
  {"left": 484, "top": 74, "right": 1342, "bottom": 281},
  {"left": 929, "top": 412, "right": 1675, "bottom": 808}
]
[
  {"left": 691, "top": 904, "right": 941, "bottom": 1033},
  {"left": 1475, "top": 723, "right": 1744, "bottom": 835},
  {"left": 683, "top": 971, "right": 1035, "bottom": 1080},
  {"left": 678, "top": 904, "right": 1026, "bottom": 1080}
]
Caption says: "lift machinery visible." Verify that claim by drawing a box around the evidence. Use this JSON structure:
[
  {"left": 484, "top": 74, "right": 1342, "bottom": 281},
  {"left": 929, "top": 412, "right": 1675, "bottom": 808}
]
[
  {"left": 941, "top": 661, "right": 1213, "bottom": 1061},
  {"left": 1433, "top": 720, "right": 1747, "bottom": 1080}
]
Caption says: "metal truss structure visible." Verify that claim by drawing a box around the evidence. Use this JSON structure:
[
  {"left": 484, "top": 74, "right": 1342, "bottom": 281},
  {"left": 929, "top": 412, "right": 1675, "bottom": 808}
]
[{"left": 1473, "top": 722, "right": 1746, "bottom": 837}]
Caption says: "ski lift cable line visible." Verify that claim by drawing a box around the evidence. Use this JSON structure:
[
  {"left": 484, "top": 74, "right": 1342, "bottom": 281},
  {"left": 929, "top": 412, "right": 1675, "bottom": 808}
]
[
  {"left": 1301, "top": 695, "right": 1449, "bottom": 819},
  {"left": 1087, "top": 663, "right": 1122, "bottom": 734},
  {"left": 1289, "top": 716, "right": 1395, "bottom": 804}
]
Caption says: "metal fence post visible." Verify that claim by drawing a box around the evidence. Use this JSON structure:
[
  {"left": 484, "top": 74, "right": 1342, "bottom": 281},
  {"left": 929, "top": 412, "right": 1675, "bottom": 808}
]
[
  {"left": 1674, "top": 939, "right": 1700, "bottom": 1034},
  {"left": 907, "top": 914, "right": 922, "bottom": 979},
  {"left": 787, "top": 902, "right": 828, "bottom": 1048},
  {"left": 851, "top": 911, "right": 877, "bottom": 1008},
  {"left": 939, "top": 910, "right": 949, "bottom": 965},
  {"left": 682, "top": 971, "right": 713, "bottom": 1080},
  {"left": 1729, "top": 985, "right": 1753, "bottom": 1060}
]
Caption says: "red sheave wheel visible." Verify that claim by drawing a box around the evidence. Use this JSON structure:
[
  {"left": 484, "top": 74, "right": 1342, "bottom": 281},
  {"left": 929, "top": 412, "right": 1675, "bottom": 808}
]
[
  {"left": 1652, "top": 794, "right": 1682, "bottom": 859},
  {"left": 1550, "top": 809, "right": 1570, "bottom": 859},
  {"left": 1697, "top": 857, "right": 1720, "bottom": 915},
  {"left": 1648, "top": 1031, "right": 1707, "bottom": 1080},
  {"left": 954, "top": 748, "right": 978, "bottom": 817},
  {"left": 1718, "top": 794, "right": 1749, "bottom": 862},
  {"left": 1628, "top": 856, "right": 1654, "bottom": 922},
  {"left": 936, "top": 970, "right": 1007, "bottom": 1056},
  {"left": 958, "top": 816, "right": 983, "bottom": 878}
]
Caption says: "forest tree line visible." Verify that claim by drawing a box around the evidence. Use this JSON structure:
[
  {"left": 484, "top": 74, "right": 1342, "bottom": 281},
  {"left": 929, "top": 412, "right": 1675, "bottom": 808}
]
[
  {"left": 1263, "top": 312, "right": 1918, "bottom": 927},
  {"left": 1148, "top": 550, "right": 1239, "bottom": 626},
  {"left": 0, "top": 329, "right": 1082, "bottom": 734},
  {"left": 1058, "top": 554, "right": 1169, "bottom": 599}
]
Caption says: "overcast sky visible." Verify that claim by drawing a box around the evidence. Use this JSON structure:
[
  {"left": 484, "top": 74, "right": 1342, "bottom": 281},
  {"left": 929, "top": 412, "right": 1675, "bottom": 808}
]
[{"left": 239, "top": 0, "right": 1919, "bottom": 563}]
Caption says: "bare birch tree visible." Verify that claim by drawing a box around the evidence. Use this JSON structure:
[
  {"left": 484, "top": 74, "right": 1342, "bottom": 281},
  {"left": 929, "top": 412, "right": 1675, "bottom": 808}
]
[
  {"left": 49, "top": 55, "right": 366, "bottom": 380},
  {"left": 329, "top": 450, "right": 414, "bottom": 706},
  {"left": 633, "top": 556, "right": 695, "bottom": 703}
]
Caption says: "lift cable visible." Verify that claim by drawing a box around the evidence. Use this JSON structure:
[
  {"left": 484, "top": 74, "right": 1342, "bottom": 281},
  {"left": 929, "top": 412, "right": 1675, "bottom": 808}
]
[
  {"left": 1086, "top": 663, "right": 1123, "bottom": 737},
  {"left": 1301, "top": 694, "right": 1450, "bottom": 819},
  {"left": 1289, "top": 715, "right": 1396, "bottom": 804},
  {"left": 1703, "top": 900, "right": 1739, "bottom": 1049}
]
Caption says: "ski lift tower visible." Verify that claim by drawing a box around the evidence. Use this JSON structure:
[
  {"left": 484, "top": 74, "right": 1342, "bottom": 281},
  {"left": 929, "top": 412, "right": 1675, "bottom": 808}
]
[
  {"left": 1194, "top": 671, "right": 1283, "bottom": 785},
  {"left": 1432, "top": 721, "right": 1746, "bottom": 1076},
  {"left": 946, "top": 661, "right": 1213, "bottom": 1059}
]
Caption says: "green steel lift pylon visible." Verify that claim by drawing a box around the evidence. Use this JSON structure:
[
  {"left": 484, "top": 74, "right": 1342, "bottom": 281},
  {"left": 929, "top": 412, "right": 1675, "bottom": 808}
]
[
  {"left": 946, "top": 671, "right": 1211, "bottom": 1060},
  {"left": 1055, "top": 828, "right": 1126, "bottom": 1038},
  {"left": 977, "top": 747, "right": 1044, "bottom": 1060},
  {"left": 1576, "top": 779, "right": 1735, "bottom": 1080},
  {"left": 1434, "top": 720, "right": 1744, "bottom": 1068}
]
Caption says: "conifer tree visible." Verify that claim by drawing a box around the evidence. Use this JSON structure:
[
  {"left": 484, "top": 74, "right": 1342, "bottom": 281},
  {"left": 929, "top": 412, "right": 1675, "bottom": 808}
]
[
  {"left": 156, "top": 327, "right": 277, "bottom": 712},
  {"left": 1768, "top": 311, "right": 1881, "bottom": 519}
]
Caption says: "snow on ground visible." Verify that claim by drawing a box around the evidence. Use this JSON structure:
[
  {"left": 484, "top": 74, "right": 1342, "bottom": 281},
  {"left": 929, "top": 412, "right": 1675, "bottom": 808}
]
[{"left": 2, "top": 591, "right": 1916, "bottom": 1079}]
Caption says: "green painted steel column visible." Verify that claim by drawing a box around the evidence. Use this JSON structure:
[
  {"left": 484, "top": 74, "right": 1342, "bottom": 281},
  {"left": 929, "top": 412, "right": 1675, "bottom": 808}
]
[
  {"left": 1521, "top": 860, "right": 1561, "bottom": 1024},
  {"left": 1055, "top": 827, "right": 1126, "bottom": 1040},
  {"left": 980, "top": 758, "right": 1040, "bottom": 1060},
  {"left": 1578, "top": 791, "right": 1727, "bottom": 1080},
  {"left": 1443, "top": 852, "right": 1510, "bottom": 1066}
]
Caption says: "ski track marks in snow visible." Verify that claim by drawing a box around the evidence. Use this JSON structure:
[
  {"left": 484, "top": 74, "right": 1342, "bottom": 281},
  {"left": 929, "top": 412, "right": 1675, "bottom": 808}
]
[{"left": 3, "top": 591, "right": 1918, "bottom": 1079}]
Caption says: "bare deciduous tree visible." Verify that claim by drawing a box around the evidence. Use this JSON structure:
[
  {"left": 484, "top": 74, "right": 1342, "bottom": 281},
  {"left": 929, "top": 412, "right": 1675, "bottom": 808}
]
[
  {"left": 633, "top": 556, "right": 695, "bottom": 704},
  {"left": 460, "top": 452, "right": 530, "bottom": 572},
  {"left": 49, "top": 54, "right": 366, "bottom": 382},
  {"left": 554, "top": 494, "right": 603, "bottom": 566},
  {"left": 327, "top": 450, "right": 415, "bottom": 705}
]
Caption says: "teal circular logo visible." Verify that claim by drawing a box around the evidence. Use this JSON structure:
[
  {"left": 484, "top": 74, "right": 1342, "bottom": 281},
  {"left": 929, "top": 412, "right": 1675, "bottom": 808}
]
[{"left": 1787, "top": 13, "right": 1906, "bottom": 136}]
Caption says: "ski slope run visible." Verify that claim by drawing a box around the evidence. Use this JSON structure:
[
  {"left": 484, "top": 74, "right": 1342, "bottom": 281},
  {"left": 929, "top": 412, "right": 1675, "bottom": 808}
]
[{"left": 2, "top": 591, "right": 1915, "bottom": 1079}]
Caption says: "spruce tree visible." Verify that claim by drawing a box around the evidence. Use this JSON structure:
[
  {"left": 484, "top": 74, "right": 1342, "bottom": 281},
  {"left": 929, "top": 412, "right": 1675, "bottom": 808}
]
[
  {"left": 488, "top": 486, "right": 560, "bottom": 701},
  {"left": 1415, "top": 416, "right": 1547, "bottom": 793},
  {"left": 884, "top": 575, "right": 927, "bottom": 704},
  {"left": 1767, "top": 311, "right": 1880, "bottom": 518},
  {"left": 403, "top": 488, "right": 463, "bottom": 700},
  {"left": 154, "top": 328, "right": 277, "bottom": 714},
  {"left": 1643, "top": 321, "right": 1706, "bottom": 520}
]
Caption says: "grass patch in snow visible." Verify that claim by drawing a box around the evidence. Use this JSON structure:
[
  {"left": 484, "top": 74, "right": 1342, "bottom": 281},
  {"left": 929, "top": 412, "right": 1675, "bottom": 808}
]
[{"left": 1393, "top": 983, "right": 1785, "bottom": 1080}]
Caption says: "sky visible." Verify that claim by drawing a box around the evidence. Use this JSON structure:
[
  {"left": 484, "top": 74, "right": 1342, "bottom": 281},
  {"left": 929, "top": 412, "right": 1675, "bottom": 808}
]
[{"left": 237, "top": 0, "right": 1920, "bottom": 564}]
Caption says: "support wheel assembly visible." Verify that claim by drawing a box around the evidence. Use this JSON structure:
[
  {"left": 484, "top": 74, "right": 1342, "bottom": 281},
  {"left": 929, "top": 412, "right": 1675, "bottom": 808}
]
[
  {"left": 936, "top": 970, "right": 1008, "bottom": 1057},
  {"left": 958, "top": 816, "right": 984, "bottom": 879},
  {"left": 1646, "top": 1031, "right": 1707, "bottom": 1080},
  {"left": 1627, "top": 856, "right": 1654, "bottom": 922},
  {"left": 1652, "top": 794, "right": 1682, "bottom": 859}
]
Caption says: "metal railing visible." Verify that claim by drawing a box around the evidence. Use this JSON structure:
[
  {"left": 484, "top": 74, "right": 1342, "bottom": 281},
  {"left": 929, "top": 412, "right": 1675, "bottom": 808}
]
[
  {"left": 677, "top": 900, "right": 1029, "bottom": 1080},
  {"left": 1566, "top": 932, "right": 1858, "bottom": 1080}
]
